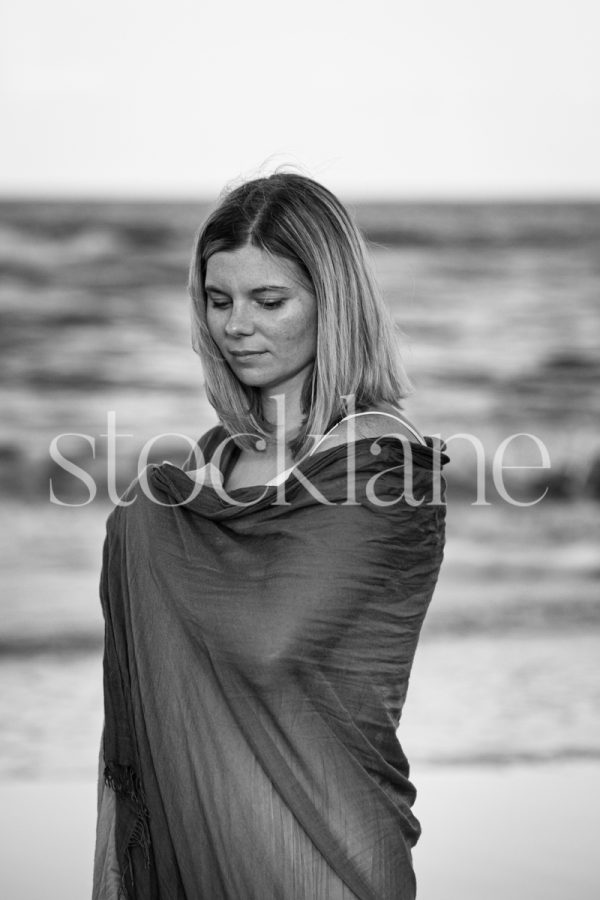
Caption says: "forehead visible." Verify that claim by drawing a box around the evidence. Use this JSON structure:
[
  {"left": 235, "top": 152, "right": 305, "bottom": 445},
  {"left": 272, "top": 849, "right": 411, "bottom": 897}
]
[{"left": 205, "top": 244, "right": 305, "bottom": 290}]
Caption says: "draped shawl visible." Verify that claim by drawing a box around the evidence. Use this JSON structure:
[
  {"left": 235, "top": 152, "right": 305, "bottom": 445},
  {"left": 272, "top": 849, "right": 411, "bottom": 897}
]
[{"left": 93, "top": 426, "right": 450, "bottom": 900}]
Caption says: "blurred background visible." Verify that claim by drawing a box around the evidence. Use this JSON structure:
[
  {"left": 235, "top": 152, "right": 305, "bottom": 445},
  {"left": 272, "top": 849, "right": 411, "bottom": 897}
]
[{"left": 1, "top": 2, "right": 599, "bottom": 898}]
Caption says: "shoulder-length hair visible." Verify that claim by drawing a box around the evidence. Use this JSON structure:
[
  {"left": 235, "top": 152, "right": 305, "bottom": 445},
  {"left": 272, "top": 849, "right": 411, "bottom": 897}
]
[{"left": 188, "top": 172, "right": 413, "bottom": 458}]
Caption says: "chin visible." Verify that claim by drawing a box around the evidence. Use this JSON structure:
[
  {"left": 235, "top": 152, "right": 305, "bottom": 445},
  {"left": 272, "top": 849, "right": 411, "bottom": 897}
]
[
  {"left": 236, "top": 376, "right": 266, "bottom": 388},
  {"left": 230, "top": 371, "right": 271, "bottom": 389}
]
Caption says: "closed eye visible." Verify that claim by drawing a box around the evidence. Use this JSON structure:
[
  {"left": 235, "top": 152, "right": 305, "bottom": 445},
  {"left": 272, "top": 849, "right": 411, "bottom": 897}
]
[
  {"left": 258, "top": 299, "right": 285, "bottom": 309},
  {"left": 208, "top": 298, "right": 231, "bottom": 310},
  {"left": 207, "top": 298, "right": 284, "bottom": 311}
]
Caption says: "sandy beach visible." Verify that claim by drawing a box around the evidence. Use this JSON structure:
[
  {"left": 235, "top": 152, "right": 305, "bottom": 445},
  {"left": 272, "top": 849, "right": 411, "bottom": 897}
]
[{"left": 1, "top": 761, "right": 598, "bottom": 899}]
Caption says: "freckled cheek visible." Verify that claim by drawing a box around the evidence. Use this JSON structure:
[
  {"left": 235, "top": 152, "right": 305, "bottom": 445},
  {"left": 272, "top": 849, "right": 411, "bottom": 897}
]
[
  {"left": 271, "top": 312, "right": 317, "bottom": 353},
  {"left": 206, "top": 313, "right": 226, "bottom": 345},
  {"left": 276, "top": 327, "right": 300, "bottom": 347}
]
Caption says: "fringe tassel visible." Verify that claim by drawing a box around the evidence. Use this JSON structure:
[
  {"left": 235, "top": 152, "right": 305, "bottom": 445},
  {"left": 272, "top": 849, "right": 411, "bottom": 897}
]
[{"left": 104, "top": 763, "right": 151, "bottom": 899}]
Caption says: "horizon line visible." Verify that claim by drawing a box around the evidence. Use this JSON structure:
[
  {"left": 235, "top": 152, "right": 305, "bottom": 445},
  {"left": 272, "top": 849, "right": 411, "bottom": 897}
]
[{"left": 1, "top": 191, "right": 600, "bottom": 205}]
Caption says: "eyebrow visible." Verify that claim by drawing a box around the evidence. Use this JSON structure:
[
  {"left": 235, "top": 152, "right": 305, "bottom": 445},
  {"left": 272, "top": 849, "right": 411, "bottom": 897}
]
[{"left": 205, "top": 283, "right": 292, "bottom": 295}]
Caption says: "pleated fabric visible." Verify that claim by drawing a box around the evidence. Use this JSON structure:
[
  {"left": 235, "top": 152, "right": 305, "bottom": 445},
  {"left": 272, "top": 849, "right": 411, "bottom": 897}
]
[{"left": 93, "top": 426, "right": 450, "bottom": 900}]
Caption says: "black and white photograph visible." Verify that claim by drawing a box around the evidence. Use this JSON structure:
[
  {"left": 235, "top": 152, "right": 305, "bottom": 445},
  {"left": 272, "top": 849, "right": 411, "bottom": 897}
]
[{"left": 1, "top": 2, "right": 599, "bottom": 898}]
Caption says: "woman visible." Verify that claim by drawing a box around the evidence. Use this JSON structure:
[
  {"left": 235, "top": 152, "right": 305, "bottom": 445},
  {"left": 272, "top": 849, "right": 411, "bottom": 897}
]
[{"left": 93, "top": 173, "right": 450, "bottom": 900}]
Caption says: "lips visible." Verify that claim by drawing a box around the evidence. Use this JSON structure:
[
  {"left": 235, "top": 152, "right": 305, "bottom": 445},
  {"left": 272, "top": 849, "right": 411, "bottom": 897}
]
[{"left": 228, "top": 350, "right": 266, "bottom": 357}]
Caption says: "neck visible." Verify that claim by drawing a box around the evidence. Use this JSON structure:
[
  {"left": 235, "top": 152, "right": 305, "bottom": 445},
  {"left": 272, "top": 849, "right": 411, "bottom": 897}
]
[{"left": 260, "top": 383, "right": 306, "bottom": 443}]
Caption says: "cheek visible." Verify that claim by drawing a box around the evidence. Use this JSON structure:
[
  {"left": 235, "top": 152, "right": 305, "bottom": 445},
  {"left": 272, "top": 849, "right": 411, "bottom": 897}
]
[
  {"left": 205, "top": 310, "right": 222, "bottom": 342},
  {"left": 279, "top": 323, "right": 314, "bottom": 355},
  {"left": 275, "top": 307, "right": 317, "bottom": 352}
]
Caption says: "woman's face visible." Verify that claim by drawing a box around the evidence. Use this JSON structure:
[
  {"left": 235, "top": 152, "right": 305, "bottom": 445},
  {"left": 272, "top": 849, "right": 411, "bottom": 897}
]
[{"left": 205, "top": 243, "right": 318, "bottom": 397}]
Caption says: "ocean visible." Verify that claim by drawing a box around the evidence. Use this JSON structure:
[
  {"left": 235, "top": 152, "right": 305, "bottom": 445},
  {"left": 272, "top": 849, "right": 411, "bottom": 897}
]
[{"left": 1, "top": 199, "right": 599, "bottom": 778}]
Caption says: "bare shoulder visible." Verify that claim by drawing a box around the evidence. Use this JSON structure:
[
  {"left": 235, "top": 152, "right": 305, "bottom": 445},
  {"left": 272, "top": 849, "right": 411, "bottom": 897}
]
[{"left": 315, "top": 405, "right": 426, "bottom": 452}]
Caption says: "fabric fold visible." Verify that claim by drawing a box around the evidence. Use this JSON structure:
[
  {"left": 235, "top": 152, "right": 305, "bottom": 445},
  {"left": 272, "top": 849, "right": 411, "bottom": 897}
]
[{"left": 94, "top": 426, "right": 449, "bottom": 900}]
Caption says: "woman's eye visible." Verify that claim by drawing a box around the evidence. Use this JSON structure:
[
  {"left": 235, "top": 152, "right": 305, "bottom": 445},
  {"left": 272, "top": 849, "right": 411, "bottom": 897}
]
[
  {"left": 259, "top": 299, "right": 284, "bottom": 310},
  {"left": 208, "top": 298, "right": 231, "bottom": 309}
]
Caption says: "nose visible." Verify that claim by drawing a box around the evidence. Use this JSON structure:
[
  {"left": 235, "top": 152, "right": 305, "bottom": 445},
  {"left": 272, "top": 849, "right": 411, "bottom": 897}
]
[{"left": 224, "top": 302, "right": 255, "bottom": 337}]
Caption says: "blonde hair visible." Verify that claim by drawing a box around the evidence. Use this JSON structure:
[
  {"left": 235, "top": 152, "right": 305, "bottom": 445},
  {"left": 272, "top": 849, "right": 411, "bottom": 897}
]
[{"left": 188, "top": 172, "right": 413, "bottom": 458}]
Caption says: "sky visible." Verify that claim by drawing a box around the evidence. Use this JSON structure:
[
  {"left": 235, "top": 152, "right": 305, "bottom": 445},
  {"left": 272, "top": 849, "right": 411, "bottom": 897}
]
[{"left": 1, "top": 0, "right": 598, "bottom": 199}]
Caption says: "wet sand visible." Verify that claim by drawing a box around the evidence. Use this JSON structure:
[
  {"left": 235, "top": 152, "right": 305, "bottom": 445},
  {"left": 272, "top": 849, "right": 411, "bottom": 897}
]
[{"left": 0, "top": 761, "right": 598, "bottom": 899}]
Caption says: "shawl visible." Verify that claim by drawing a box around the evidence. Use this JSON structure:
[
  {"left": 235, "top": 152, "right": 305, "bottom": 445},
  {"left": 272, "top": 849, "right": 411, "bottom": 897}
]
[{"left": 93, "top": 425, "right": 450, "bottom": 900}]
